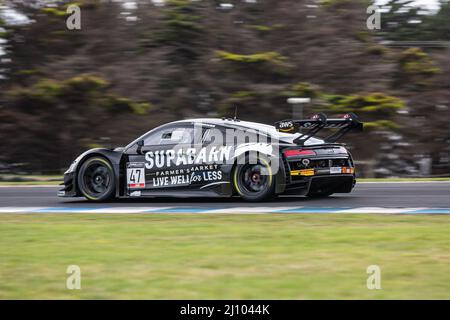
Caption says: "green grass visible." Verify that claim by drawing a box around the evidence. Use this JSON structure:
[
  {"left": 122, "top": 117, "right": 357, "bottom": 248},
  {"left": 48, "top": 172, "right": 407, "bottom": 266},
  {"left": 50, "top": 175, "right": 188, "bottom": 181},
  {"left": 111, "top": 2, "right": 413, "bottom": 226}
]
[
  {"left": 1, "top": 213, "right": 450, "bottom": 299},
  {"left": 0, "top": 181, "right": 61, "bottom": 186},
  {"left": 0, "top": 175, "right": 62, "bottom": 180},
  {"left": 0, "top": 175, "right": 62, "bottom": 185}
]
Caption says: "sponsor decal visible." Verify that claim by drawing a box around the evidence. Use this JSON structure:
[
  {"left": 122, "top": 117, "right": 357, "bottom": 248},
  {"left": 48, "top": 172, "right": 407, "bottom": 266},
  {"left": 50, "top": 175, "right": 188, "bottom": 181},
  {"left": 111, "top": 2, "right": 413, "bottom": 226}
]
[
  {"left": 151, "top": 164, "right": 223, "bottom": 188},
  {"left": 329, "top": 167, "right": 355, "bottom": 174},
  {"left": 291, "top": 169, "right": 315, "bottom": 176},
  {"left": 144, "top": 146, "right": 233, "bottom": 170},
  {"left": 290, "top": 167, "right": 354, "bottom": 176},
  {"left": 330, "top": 167, "right": 342, "bottom": 174},
  {"left": 127, "top": 163, "right": 146, "bottom": 189},
  {"left": 130, "top": 190, "right": 142, "bottom": 197},
  {"left": 302, "top": 158, "right": 310, "bottom": 166},
  {"left": 277, "top": 121, "right": 294, "bottom": 132}
]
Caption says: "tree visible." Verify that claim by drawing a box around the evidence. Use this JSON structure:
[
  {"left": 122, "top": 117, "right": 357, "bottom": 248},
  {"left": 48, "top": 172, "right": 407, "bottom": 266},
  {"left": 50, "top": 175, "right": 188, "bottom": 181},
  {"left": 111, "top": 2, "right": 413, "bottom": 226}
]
[
  {"left": 380, "top": 0, "right": 425, "bottom": 40},
  {"left": 420, "top": 0, "right": 450, "bottom": 41},
  {"left": 380, "top": 0, "right": 450, "bottom": 41}
]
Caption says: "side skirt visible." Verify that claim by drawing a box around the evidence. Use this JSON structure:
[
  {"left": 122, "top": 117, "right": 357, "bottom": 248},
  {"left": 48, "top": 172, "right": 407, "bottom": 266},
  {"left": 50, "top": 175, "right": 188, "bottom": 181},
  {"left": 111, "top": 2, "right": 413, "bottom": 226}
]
[{"left": 119, "top": 190, "right": 230, "bottom": 199}]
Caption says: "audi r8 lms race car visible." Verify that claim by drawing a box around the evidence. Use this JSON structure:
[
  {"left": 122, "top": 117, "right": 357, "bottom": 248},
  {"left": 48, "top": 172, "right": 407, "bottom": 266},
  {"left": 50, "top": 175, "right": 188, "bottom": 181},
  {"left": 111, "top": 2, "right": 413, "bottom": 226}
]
[{"left": 58, "top": 113, "right": 363, "bottom": 202}]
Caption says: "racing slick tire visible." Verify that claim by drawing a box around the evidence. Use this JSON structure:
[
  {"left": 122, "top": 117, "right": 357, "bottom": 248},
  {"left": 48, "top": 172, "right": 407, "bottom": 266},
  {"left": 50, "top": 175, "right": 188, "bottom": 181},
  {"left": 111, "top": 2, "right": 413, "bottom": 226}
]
[
  {"left": 77, "top": 157, "right": 116, "bottom": 201},
  {"left": 233, "top": 154, "right": 276, "bottom": 202}
]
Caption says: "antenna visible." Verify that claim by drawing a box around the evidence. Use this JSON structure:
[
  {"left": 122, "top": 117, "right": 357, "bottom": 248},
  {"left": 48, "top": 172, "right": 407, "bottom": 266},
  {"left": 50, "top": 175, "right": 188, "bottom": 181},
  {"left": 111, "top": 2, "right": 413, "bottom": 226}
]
[{"left": 234, "top": 105, "right": 238, "bottom": 120}]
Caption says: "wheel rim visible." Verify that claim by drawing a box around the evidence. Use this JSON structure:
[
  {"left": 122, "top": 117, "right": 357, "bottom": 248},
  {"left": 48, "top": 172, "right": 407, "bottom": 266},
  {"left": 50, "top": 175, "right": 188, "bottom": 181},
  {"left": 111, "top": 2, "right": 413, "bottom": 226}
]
[
  {"left": 239, "top": 163, "right": 269, "bottom": 194},
  {"left": 80, "top": 161, "right": 112, "bottom": 198}
]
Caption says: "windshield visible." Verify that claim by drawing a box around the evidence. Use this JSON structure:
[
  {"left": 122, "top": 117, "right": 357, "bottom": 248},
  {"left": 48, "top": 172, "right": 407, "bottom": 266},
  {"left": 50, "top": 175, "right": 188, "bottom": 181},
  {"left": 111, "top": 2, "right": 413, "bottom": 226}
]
[{"left": 124, "top": 123, "right": 169, "bottom": 150}]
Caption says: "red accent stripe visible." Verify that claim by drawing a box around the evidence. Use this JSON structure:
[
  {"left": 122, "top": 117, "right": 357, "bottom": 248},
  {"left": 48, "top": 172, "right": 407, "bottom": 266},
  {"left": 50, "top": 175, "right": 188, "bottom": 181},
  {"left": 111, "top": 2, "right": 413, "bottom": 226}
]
[
  {"left": 284, "top": 149, "right": 316, "bottom": 157},
  {"left": 129, "top": 183, "right": 145, "bottom": 188}
]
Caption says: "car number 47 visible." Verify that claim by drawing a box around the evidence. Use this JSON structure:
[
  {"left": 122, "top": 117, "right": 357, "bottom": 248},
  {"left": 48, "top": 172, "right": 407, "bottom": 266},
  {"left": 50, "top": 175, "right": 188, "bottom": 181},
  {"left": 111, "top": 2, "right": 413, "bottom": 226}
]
[{"left": 127, "top": 168, "right": 145, "bottom": 188}]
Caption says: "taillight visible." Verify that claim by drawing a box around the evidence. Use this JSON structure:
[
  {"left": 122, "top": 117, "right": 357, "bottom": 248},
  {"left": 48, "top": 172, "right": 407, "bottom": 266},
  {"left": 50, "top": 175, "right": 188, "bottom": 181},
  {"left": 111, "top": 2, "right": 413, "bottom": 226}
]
[{"left": 284, "top": 149, "right": 316, "bottom": 157}]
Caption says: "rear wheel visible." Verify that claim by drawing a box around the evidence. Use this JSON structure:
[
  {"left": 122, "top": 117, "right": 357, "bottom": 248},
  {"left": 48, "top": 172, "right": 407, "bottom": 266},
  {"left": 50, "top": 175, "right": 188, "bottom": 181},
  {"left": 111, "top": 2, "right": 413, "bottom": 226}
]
[
  {"left": 233, "top": 156, "right": 275, "bottom": 202},
  {"left": 77, "top": 157, "right": 115, "bottom": 201}
]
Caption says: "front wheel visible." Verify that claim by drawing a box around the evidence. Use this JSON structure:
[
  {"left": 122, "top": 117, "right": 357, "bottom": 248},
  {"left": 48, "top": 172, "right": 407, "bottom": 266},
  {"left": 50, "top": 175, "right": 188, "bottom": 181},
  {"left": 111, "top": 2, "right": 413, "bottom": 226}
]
[
  {"left": 233, "top": 156, "right": 276, "bottom": 202},
  {"left": 77, "top": 157, "right": 115, "bottom": 201}
]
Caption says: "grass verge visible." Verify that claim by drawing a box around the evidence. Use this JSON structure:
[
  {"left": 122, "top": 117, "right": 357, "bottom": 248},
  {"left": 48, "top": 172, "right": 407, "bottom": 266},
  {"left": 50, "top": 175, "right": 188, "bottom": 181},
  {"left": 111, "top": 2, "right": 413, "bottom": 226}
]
[
  {"left": 0, "top": 175, "right": 62, "bottom": 186},
  {"left": 0, "top": 213, "right": 449, "bottom": 299},
  {"left": 0, "top": 181, "right": 61, "bottom": 186}
]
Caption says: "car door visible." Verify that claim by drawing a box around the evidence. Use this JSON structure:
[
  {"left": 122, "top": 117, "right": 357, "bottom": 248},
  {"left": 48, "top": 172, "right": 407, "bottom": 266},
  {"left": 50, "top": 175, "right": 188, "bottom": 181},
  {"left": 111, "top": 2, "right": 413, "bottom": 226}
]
[{"left": 125, "top": 123, "right": 199, "bottom": 196}]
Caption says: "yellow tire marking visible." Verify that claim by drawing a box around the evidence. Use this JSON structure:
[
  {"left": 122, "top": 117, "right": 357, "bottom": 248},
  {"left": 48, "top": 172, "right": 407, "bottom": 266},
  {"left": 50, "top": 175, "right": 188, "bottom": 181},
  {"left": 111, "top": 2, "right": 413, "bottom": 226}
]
[
  {"left": 80, "top": 157, "right": 113, "bottom": 201},
  {"left": 233, "top": 158, "right": 272, "bottom": 197}
]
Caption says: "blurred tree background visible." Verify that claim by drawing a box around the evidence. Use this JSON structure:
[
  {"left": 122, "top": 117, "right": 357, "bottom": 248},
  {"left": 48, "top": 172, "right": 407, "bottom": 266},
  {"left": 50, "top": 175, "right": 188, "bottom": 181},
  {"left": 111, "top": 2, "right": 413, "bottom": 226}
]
[{"left": 0, "top": 0, "right": 449, "bottom": 176}]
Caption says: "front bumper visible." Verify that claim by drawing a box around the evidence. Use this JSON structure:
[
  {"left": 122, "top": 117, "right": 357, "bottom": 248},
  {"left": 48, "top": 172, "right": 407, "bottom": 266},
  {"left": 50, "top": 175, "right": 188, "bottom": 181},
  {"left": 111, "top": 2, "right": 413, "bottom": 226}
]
[{"left": 57, "top": 172, "right": 78, "bottom": 197}]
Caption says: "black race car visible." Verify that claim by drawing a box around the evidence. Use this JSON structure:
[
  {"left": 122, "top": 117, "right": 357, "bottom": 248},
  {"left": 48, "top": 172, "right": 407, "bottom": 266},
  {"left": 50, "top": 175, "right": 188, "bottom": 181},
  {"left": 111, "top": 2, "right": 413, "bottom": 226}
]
[{"left": 58, "top": 113, "right": 363, "bottom": 202}]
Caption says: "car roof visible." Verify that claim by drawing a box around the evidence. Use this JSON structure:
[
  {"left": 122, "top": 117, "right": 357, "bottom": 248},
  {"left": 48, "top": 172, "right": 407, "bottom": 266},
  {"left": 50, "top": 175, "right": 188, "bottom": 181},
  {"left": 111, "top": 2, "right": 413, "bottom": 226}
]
[
  {"left": 125, "top": 118, "right": 325, "bottom": 150},
  {"left": 174, "top": 118, "right": 279, "bottom": 134},
  {"left": 172, "top": 118, "right": 324, "bottom": 145}
]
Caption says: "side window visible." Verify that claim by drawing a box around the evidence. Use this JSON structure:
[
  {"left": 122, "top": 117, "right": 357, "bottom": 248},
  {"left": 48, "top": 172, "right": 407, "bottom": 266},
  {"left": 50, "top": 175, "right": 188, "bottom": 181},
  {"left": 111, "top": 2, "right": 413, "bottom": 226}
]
[
  {"left": 143, "top": 126, "right": 194, "bottom": 146},
  {"left": 202, "top": 128, "right": 212, "bottom": 144},
  {"left": 202, "top": 127, "right": 225, "bottom": 146}
]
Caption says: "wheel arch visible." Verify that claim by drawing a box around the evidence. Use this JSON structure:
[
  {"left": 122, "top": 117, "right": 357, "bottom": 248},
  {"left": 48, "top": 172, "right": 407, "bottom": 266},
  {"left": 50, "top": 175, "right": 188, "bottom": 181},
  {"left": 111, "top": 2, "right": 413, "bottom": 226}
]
[
  {"left": 230, "top": 149, "right": 286, "bottom": 196},
  {"left": 72, "top": 149, "right": 123, "bottom": 197}
]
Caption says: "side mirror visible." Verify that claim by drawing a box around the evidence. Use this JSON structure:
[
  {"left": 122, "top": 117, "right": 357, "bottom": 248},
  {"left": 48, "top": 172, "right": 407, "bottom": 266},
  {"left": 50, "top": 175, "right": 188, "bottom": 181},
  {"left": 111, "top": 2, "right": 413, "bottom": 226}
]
[{"left": 137, "top": 140, "right": 144, "bottom": 154}]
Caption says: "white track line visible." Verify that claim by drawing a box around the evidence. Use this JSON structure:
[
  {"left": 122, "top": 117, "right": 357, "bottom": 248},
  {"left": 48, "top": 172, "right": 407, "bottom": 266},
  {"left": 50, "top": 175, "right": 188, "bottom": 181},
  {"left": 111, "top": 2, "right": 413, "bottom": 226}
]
[
  {"left": 0, "top": 207, "right": 449, "bottom": 214},
  {"left": 0, "top": 207, "right": 46, "bottom": 213},
  {"left": 203, "top": 207, "right": 294, "bottom": 214},
  {"left": 336, "top": 207, "right": 426, "bottom": 214},
  {"left": 81, "top": 207, "right": 173, "bottom": 214}
]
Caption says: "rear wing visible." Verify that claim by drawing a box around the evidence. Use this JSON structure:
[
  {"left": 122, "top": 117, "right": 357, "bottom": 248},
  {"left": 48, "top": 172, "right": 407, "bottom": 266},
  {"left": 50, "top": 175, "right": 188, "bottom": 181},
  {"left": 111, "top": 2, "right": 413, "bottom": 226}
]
[{"left": 274, "top": 113, "right": 363, "bottom": 145}]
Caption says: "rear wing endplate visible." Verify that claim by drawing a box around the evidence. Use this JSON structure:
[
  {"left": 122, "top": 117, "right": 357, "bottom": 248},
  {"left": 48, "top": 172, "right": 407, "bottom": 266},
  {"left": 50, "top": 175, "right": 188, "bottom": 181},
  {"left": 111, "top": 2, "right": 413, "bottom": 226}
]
[{"left": 274, "top": 113, "right": 363, "bottom": 145}]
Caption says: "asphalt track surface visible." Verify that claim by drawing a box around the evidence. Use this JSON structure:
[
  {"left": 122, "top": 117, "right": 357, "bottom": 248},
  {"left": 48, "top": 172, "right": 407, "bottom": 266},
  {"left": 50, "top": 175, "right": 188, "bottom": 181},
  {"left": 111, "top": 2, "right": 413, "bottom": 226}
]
[{"left": 0, "top": 182, "right": 449, "bottom": 209}]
